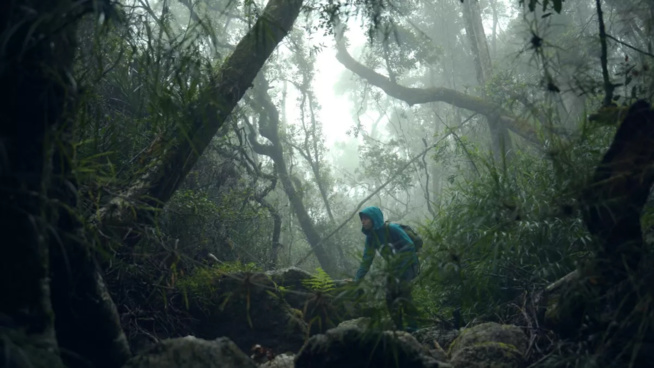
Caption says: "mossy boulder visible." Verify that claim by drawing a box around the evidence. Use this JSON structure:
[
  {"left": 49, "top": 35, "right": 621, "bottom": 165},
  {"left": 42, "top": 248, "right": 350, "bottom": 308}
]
[
  {"left": 266, "top": 267, "right": 313, "bottom": 310},
  {"left": 413, "top": 327, "right": 460, "bottom": 351},
  {"left": 295, "top": 325, "right": 451, "bottom": 368},
  {"left": 121, "top": 336, "right": 256, "bottom": 368},
  {"left": 260, "top": 353, "right": 295, "bottom": 368},
  {"left": 450, "top": 341, "right": 524, "bottom": 368},
  {"left": 448, "top": 323, "right": 528, "bottom": 368},
  {"left": 189, "top": 271, "right": 307, "bottom": 354},
  {"left": 448, "top": 322, "right": 527, "bottom": 357}
]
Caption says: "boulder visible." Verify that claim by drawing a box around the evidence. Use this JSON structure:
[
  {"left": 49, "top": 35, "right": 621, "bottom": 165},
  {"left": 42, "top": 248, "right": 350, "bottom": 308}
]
[
  {"left": 412, "top": 326, "right": 460, "bottom": 351},
  {"left": 295, "top": 325, "right": 451, "bottom": 368},
  {"left": 450, "top": 342, "right": 524, "bottom": 368},
  {"left": 263, "top": 268, "right": 361, "bottom": 335},
  {"left": 121, "top": 336, "right": 256, "bottom": 368},
  {"left": 266, "top": 268, "right": 313, "bottom": 310},
  {"left": 190, "top": 271, "right": 307, "bottom": 354},
  {"left": 259, "top": 353, "right": 295, "bottom": 368},
  {"left": 448, "top": 322, "right": 528, "bottom": 368},
  {"left": 336, "top": 317, "right": 372, "bottom": 330}
]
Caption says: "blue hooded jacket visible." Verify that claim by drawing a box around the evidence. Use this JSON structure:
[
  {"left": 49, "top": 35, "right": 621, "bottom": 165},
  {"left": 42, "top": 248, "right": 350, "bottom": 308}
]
[{"left": 355, "top": 206, "right": 419, "bottom": 282}]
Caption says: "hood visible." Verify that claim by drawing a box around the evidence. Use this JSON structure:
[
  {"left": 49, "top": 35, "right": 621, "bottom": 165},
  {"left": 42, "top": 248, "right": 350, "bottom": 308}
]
[{"left": 359, "top": 206, "right": 384, "bottom": 231}]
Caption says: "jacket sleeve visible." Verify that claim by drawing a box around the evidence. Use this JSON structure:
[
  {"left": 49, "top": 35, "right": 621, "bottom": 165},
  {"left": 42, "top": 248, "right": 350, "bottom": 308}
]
[{"left": 354, "top": 238, "right": 375, "bottom": 281}]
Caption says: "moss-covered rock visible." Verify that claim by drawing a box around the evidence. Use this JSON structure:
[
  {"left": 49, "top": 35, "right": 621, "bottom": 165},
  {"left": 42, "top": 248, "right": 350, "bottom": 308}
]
[
  {"left": 336, "top": 317, "right": 373, "bottom": 330},
  {"left": 448, "top": 322, "right": 527, "bottom": 358},
  {"left": 260, "top": 353, "right": 295, "bottom": 368},
  {"left": 189, "top": 271, "right": 307, "bottom": 354},
  {"left": 450, "top": 341, "right": 525, "bottom": 368},
  {"left": 295, "top": 325, "right": 451, "bottom": 368},
  {"left": 266, "top": 267, "right": 313, "bottom": 310},
  {"left": 412, "top": 327, "right": 460, "bottom": 351},
  {"left": 122, "top": 336, "right": 256, "bottom": 368}
]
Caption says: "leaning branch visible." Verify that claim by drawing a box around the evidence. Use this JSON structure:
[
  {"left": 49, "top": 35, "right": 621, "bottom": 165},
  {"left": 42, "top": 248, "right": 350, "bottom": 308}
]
[{"left": 334, "top": 37, "right": 540, "bottom": 144}]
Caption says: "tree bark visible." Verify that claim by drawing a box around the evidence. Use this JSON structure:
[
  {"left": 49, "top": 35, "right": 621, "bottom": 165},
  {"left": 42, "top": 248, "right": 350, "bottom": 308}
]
[{"left": 335, "top": 38, "right": 540, "bottom": 144}]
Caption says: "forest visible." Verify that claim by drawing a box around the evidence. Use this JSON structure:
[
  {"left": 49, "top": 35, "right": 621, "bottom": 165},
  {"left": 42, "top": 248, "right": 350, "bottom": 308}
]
[{"left": 1, "top": 0, "right": 654, "bottom": 367}]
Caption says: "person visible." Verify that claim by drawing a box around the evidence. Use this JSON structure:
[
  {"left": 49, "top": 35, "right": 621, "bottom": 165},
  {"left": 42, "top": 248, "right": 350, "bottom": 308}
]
[{"left": 355, "top": 206, "right": 420, "bottom": 332}]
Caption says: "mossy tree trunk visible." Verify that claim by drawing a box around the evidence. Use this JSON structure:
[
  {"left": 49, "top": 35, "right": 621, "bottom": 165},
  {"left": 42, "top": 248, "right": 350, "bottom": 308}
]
[{"left": 0, "top": 1, "right": 130, "bottom": 367}]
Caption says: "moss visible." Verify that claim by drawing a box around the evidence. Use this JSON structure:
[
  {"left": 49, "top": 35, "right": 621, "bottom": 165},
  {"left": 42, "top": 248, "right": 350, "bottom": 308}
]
[
  {"left": 176, "top": 262, "right": 262, "bottom": 309},
  {"left": 448, "top": 322, "right": 527, "bottom": 358}
]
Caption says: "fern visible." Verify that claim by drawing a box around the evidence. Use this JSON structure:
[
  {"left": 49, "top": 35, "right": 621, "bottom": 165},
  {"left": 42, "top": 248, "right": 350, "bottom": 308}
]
[{"left": 302, "top": 268, "right": 335, "bottom": 293}]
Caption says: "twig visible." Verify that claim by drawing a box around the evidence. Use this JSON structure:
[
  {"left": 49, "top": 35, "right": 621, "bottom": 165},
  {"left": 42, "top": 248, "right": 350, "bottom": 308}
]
[
  {"left": 605, "top": 34, "right": 654, "bottom": 59},
  {"left": 596, "top": 0, "right": 613, "bottom": 107}
]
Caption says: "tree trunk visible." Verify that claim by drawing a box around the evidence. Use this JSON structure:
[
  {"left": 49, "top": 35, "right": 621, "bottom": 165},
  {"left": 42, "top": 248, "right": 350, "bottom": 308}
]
[
  {"left": 0, "top": 0, "right": 67, "bottom": 359},
  {"left": 1, "top": 1, "right": 129, "bottom": 367},
  {"left": 461, "top": 0, "right": 512, "bottom": 160},
  {"left": 247, "top": 77, "right": 339, "bottom": 277}
]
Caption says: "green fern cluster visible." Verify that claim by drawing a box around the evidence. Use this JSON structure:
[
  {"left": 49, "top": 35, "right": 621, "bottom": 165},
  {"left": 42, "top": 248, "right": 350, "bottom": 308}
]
[{"left": 301, "top": 268, "right": 336, "bottom": 293}]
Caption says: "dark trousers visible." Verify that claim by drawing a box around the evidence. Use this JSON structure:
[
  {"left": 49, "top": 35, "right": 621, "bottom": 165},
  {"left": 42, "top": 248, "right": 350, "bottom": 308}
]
[{"left": 385, "top": 262, "right": 419, "bottom": 331}]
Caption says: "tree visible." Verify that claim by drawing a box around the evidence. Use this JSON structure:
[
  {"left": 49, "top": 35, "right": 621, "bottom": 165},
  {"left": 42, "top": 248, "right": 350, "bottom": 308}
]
[
  {"left": 0, "top": 1, "right": 130, "bottom": 367},
  {"left": 461, "top": 0, "right": 512, "bottom": 159},
  {"left": 246, "top": 75, "right": 340, "bottom": 276}
]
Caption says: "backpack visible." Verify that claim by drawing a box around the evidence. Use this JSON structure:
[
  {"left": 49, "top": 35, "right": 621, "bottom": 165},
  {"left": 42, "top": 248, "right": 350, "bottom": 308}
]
[{"left": 384, "top": 221, "right": 424, "bottom": 252}]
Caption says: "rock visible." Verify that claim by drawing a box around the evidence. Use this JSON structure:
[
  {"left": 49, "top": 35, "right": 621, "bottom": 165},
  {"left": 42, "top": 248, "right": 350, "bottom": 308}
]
[
  {"left": 448, "top": 322, "right": 528, "bottom": 357},
  {"left": 121, "top": 336, "right": 256, "bottom": 368},
  {"left": 336, "top": 317, "right": 372, "bottom": 330},
  {"left": 448, "top": 322, "right": 528, "bottom": 368},
  {"left": 266, "top": 268, "right": 361, "bottom": 334},
  {"left": 259, "top": 353, "right": 295, "bottom": 368},
  {"left": 450, "top": 342, "right": 524, "bottom": 368},
  {"left": 266, "top": 268, "right": 313, "bottom": 310},
  {"left": 412, "top": 327, "right": 460, "bottom": 351},
  {"left": 191, "top": 271, "right": 307, "bottom": 354},
  {"left": 295, "top": 325, "right": 451, "bottom": 368}
]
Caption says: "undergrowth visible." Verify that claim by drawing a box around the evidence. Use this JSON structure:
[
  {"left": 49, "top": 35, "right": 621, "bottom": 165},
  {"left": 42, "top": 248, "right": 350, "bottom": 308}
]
[{"left": 414, "top": 121, "right": 615, "bottom": 325}]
